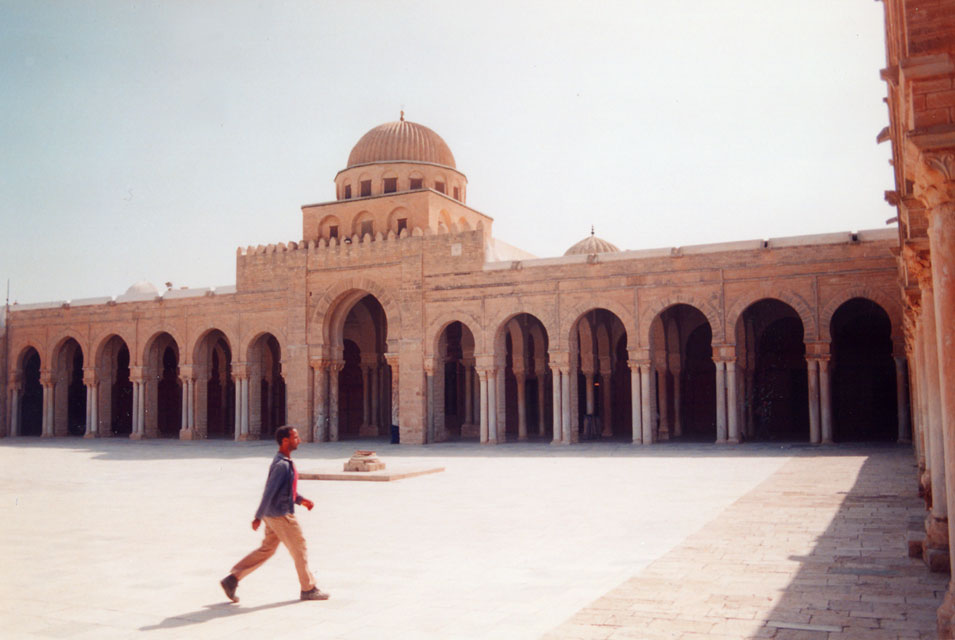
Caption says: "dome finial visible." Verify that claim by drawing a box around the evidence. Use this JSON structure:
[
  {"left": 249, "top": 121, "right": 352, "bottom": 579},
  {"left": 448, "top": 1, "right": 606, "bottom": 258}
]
[
  {"left": 400, "top": 109, "right": 404, "bottom": 122},
  {"left": 591, "top": 225, "right": 594, "bottom": 236}
]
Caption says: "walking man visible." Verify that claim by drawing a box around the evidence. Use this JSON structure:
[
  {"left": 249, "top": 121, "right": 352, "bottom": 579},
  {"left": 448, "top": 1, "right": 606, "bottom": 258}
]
[{"left": 220, "top": 425, "right": 329, "bottom": 602}]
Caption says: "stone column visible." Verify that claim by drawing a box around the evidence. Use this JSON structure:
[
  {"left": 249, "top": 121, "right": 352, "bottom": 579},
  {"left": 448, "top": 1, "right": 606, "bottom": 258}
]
[
  {"left": 178, "top": 365, "right": 194, "bottom": 440},
  {"left": 515, "top": 371, "right": 528, "bottom": 441},
  {"left": 311, "top": 359, "right": 328, "bottom": 442},
  {"left": 820, "top": 358, "right": 833, "bottom": 444},
  {"left": 8, "top": 381, "right": 21, "bottom": 437},
  {"left": 129, "top": 368, "right": 144, "bottom": 439},
  {"left": 714, "top": 361, "right": 727, "bottom": 443},
  {"left": 895, "top": 356, "right": 912, "bottom": 443},
  {"left": 83, "top": 368, "right": 97, "bottom": 438},
  {"left": 488, "top": 368, "right": 499, "bottom": 444},
  {"left": 583, "top": 370, "right": 595, "bottom": 416},
  {"left": 371, "top": 365, "right": 380, "bottom": 437},
  {"left": 537, "top": 369, "right": 546, "bottom": 437},
  {"left": 478, "top": 367, "right": 490, "bottom": 444},
  {"left": 658, "top": 366, "right": 671, "bottom": 441},
  {"left": 671, "top": 365, "right": 683, "bottom": 438},
  {"left": 629, "top": 361, "right": 642, "bottom": 444},
  {"left": 600, "top": 364, "right": 613, "bottom": 438},
  {"left": 328, "top": 360, "right": 343, "bottom": 442},
  {"left": 807, "top": 358, "right": 821, "bottom": 444},
  {"left": 241, "top": 376, "right": 250, "bottom": 438},
  {"left": 640, "top": 363, "right": 653, "bottom": 445},
  {"left": 915, "top": 251, "right": 949, "bottom": 572},
  {"left": 726, "top": 360, "right": 739, "bottom": 444},
  {"left": 362, "top": 365, "right": 372, "bottom": 434},
  {"left": 385, "top": 354, "right": 399, "bottom": 431},
  {"left": 424, "top": 360, "right": 435, "bottom": 444},
  {"left": 550, "top": 364, "right": 562, "bottom": 445},
  {"left": 463, "top": 364, "right": 474, "bottom": 433},
  {"left": 233, "top": 374, "right": 242, "bottom": 440},
  {"left": 40, "top": 371, "right": 53, "bottom": 438},
  {"left": 560, "top": 366, "right": 571, "bottom": 444}
]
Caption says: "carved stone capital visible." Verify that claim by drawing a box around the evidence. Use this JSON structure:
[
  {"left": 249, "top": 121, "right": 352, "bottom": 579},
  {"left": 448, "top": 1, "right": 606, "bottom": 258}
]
[
  {"left": 902, "top": 243, "right": 934, "bottom": 290},
  {"left": 913, "top": 151, "right": 955, "bottom": 216}
]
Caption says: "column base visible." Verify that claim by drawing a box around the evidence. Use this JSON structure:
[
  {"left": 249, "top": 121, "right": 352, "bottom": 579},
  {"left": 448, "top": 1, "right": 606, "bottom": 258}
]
[
  {"left": 726, "top": 438, "right": 740, "bottom": 444},
  {"left": 924, "top": 515, "right": 950, "bottom": 573},
  {"left": 179, "top": 429, "right": 198, "bottom": 440},
  {"left": 83, "top": 432, "right": 97, "bottom": 439},
  {"left": 237, "top": 433, "right": 258, "bottom": 442},
  {"left": 41, "top": 433, "right": 55, "bottom": 438},
  {"left": 129, "top": 433, "right": 145, "bottom": 440},
  {"left": 938, "top": 584, "right": 955, "bottom": 639}
]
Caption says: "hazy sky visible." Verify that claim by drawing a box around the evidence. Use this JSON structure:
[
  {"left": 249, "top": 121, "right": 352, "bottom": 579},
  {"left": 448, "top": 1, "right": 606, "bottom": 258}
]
[{"left": 0, "top": 1, "right": 894, "bottom": 304}]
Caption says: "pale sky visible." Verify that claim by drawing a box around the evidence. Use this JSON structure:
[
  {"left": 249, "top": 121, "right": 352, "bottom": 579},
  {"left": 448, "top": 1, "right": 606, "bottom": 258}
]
[{"left": 0, "top": 1, "right": 894, "bottom": 304}]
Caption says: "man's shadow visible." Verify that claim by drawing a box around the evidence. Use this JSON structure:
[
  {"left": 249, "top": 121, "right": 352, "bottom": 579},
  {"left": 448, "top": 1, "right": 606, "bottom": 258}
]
[{"left": 140, "top": 600, "right": 299, "bottom": 631}]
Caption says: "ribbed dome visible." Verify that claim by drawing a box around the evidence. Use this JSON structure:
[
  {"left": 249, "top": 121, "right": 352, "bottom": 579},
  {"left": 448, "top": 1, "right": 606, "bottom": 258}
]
[
  {"left": 564, "top": 233, "right": 620, "bottom": 256},
  {"left": 347, "top": 118, "right": 456, "bottom": 169},
  {"left": 124, "top": 280, "right": 159, "bottom": 296}
]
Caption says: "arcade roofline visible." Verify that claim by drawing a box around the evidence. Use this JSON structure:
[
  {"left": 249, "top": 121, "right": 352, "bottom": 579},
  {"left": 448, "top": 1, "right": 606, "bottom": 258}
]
[{"left": 484, "top": 227, "right": 898, "bottom": 271}]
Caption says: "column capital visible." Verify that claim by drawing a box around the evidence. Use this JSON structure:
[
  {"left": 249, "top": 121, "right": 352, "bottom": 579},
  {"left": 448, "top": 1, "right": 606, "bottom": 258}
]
[
  {"left": 513, "top": 370, "right": 526, "bottom": 382},
  {"left": 627, "top": 359, "right": 649, "bottom": 371},
  {"left": 711, "top": 344, "right": 737, "bottom": 361},
  {"left": 178, "top": 364, "right": 196, "bottom": 379},
  {"left": 423, "top": 359, "right": 436, "bottom": 376},
  {"left": 327, "top": 359, "right": 345, "bottom": 373},
  {"left": 309, "top": 357, "right": 327, "bottom": 372},
  {"left": 39, "top": 369, "right": 54, "bottom": 386},
  {"left": 902, "top": 242, "right": 934, "bottom": 291},
  {"left": 82, "top": 367, "right": 98, "bottom": 386},
  {"left": 128, "top": 366, "right": 145, "bottom": 383},
  {"left": 804, "top": 341, "right": 831, "bottom": 359},
  {"left": 912, "top": 149, "right": 955, "bottom": 216},
  {"left": 546, "top": 350, "right": 570, "bottom": 368},
  {"left": 231, "top": 362, "right": 250, "bottom": 379},
  {"left": 384, "top": 352, "right": 399, "bottom": 368}
]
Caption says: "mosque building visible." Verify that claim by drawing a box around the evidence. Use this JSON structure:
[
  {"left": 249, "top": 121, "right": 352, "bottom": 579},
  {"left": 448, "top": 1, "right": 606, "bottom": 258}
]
[
  {"left": 5, "top": 0, "right": 955, "bottom": 633},
  {"left": 0, "top": 113, "right": 905, "bottom": 449}
]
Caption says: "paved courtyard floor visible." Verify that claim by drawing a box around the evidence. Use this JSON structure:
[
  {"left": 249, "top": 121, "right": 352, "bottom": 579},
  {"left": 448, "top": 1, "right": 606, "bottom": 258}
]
[{"left": 0, "top": 438, "right": 944, "bottom": 639}]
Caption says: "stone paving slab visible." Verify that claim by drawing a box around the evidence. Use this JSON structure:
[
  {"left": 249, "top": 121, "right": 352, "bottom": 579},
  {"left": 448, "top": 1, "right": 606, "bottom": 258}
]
[
  {"left": 543, "top": 445, "right": 946, "bottom": 639},
  {"left": 0, "top": 438, "right": 941, "bottom": 639}
]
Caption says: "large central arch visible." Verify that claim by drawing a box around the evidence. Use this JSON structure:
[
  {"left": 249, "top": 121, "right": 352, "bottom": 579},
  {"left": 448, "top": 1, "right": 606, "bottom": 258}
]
[{"left": 322, "top": 291, "right": 390, "bottom": 441}]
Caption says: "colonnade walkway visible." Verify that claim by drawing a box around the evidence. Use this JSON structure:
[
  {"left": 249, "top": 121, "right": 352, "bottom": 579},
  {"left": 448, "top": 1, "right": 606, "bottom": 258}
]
[{"left": 0, "top": 438, "right": 942, "bottom": 639}]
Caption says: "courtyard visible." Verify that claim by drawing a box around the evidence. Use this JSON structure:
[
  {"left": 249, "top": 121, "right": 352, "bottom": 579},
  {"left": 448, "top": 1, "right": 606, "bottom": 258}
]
[{"left": 0, "top": 439, "right": 944, "bottom": 639}]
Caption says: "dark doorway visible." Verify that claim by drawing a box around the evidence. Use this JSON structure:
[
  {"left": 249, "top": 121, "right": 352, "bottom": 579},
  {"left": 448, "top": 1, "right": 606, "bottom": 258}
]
[
  {"left": 831, "top": 298, "right": 896, "bottom": 441},
  {"left": 20, "top": 349, "right": 42, "bottom": 436}
]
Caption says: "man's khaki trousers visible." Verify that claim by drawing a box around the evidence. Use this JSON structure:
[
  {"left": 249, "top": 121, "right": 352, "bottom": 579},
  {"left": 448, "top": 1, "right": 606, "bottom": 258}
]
[{"left": 230, "top": 514, "right": 316, "bottom": 592}]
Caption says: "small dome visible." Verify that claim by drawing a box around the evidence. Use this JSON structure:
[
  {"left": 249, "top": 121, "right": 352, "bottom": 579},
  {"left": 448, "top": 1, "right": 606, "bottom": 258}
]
[
  {"left": 564, "top": 232, "right": 620, "bottom": 256},
  {"left": 124, "top": 280, "right": 159, "bottom": 297},
  {"left": 347, "top": 116, "right": 456, "bottom": 169}
]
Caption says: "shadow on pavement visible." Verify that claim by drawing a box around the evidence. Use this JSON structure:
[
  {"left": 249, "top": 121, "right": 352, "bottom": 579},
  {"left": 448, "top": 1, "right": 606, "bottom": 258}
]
[
  {"left": 139, "top": 599, "right": 300, "bottom": 631},
  {"left": 750, "top": 452, "right": 945, "bottom": 638}
]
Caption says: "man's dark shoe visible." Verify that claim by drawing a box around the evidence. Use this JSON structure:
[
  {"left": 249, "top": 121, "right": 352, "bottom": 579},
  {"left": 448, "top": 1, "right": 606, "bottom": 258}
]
[
  {"left": 300, "top": 587, "right": 330, "bottom": 601},
  {"left": 220, "top": 574, "right": 239, "bottom": 603}
]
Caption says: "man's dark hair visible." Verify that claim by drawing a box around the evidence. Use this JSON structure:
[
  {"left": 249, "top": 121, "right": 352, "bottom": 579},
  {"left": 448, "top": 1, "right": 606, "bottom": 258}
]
[{"left": 275, "top": 425, "right": 295, "bottom": 446}]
